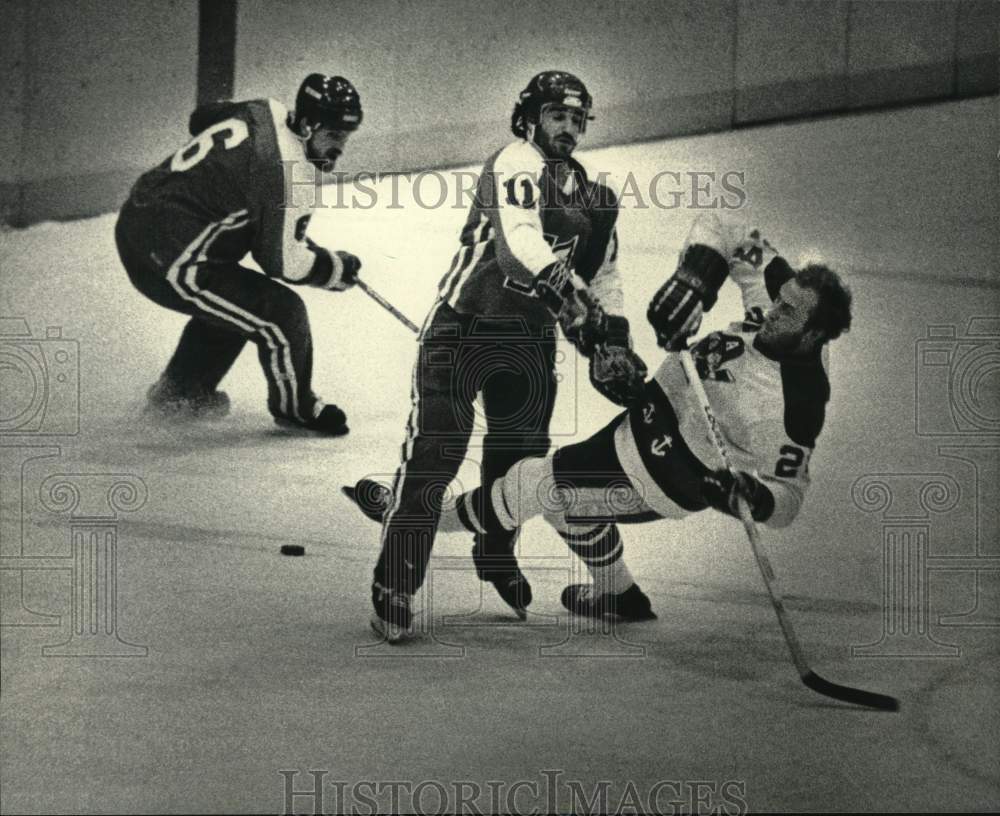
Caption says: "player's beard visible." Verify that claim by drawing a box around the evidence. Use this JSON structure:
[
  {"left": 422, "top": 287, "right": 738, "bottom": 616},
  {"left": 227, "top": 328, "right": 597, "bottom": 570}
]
[
  {"left": 757, "top": 325, "right": 814, "bottom": 359},
  {"left": 545, "top": 134, "right": 576, "bottom": 159},
  {"left": 550, "top": 135, "right": 576, "bottom": 158},
  {"left": 306, "top": 142, "right": 341, "bottom": 174},
  {"left": 534, "top": 128, "right": 576, "bottom": 160},
  {"left": 318, "top": 153, "right": 340, "bottom": 173}
]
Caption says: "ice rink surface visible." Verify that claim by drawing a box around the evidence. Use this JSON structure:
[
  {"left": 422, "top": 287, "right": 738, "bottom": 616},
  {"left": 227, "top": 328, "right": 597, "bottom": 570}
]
[{"left": 1, "top": 98, "right": 998, "bottom": 813}]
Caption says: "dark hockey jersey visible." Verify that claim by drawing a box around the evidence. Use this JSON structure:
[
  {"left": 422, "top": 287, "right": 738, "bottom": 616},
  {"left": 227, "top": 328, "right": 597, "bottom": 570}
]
[
  {"left": 434, "top": 140, "right": 623, "bottom": 325},
  {"left": 617, "top": 213, "right": 831, "bottom": 528},
  {"left": 124, "top": 98, "right": 318, "bottom": 282}
]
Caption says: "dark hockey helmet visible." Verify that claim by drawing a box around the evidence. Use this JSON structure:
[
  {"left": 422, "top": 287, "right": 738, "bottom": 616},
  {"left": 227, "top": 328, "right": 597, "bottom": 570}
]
[
  {"left": 511, "top": 70, "right": 593, "bottom": 138},
  {"left": 292, "top": 73, "right": 363, "bottom": 136}
]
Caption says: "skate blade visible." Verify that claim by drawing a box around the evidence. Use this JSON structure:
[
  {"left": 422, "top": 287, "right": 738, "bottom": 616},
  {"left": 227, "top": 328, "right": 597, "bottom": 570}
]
[{"left": 370, "top": 614, "right": 411, "bottom": 643}]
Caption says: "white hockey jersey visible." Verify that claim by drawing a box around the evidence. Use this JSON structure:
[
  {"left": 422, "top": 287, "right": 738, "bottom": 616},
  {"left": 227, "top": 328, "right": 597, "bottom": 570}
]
[
  {"left": 616, "top": 213, "right": 829, "bottom": 528},
  {"left": 435, "top": 140, "right": 623, "bottom": 324}
]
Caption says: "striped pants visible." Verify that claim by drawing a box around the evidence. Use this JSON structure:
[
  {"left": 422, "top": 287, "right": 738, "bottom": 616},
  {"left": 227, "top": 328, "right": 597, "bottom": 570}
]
[
  {"left": 115, "top": 205, "right": 318, "bottom": 422},
  {"left": 373, "top": 301, "right": 558, "bottom": 594}
]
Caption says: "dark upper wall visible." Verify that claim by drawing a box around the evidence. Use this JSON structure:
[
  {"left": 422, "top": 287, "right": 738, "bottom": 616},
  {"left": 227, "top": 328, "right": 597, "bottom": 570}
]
[
  {"left": 1, "top": 0, "right": 996, "bottom": 226},
  {"left": 0, "top": 0, "right": 198, "bottom": 226}
]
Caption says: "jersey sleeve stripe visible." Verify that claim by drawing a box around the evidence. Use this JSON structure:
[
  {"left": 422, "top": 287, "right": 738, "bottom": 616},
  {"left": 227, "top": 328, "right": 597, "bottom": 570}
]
[{"left": 444, "top": 215, "right": 492, "bottom": 308}]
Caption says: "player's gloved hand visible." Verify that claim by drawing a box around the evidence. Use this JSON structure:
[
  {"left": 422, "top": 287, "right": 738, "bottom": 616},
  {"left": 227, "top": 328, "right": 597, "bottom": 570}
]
[
  {"left": 327, "top": 250, "right": 361, "bottom": 291},
  {"left": 588, "top": 317, "right": 647, "bottom": 406},
  {"left": 731, "top": 229, "right": 779, "bottom": 275},
  {"left": 535, "top": 261, "right": 608, "bottom": 356},
  {"left": 647, "top": 277, "right": 704, "bottom": 350},
  {"left": 701, "top": 468, "right": 775, "bottom": 523},
  {"left": 647, "top": 244, "right": 728, "bottom": 350},
  {"left": 562, "top": 290, "right": 609, "bottom": 357},
  {"left": 302, "top": 237, "right": 361, "bottom": 292}
]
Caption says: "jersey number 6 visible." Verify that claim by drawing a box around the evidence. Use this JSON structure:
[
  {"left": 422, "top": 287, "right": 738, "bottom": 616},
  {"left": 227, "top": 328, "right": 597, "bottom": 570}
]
[{"left": 170, "top": 118, "right": 250, "bottom": 172}]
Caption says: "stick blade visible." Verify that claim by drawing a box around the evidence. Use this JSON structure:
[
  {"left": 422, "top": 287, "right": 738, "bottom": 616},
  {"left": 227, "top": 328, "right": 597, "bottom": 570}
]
[{"left": 802, "top": 671, "right": 899, "bottom": 711}]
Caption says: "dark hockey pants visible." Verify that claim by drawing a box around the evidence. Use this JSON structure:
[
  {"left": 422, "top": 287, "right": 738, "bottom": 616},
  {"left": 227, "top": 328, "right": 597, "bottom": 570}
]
[
  {"left": 115, "top": 206, "right": 319, "bottom": 422},
  {"left": 374, "top": 301, "right": 558, "bottom": 594}
]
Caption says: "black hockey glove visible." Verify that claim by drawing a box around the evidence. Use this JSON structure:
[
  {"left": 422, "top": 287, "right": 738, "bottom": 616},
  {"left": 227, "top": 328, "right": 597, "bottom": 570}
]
[
  {"left": 588, "top": 316, "right": 648, "bottom": 407},
  {"left": 303, "top": 246, "right": 361, "bottom": 292},
  {"left": 328, "top": 250, "right": 362, "bottom": 291},
  {"left": 535, "top": 261, "right": 608, "bottom": 356},
  {"left": 647, "top": 244, "right": 729, "bottom": 350},
  {"left": 701, "top": 469, "right": 775, "bottom": 523}
]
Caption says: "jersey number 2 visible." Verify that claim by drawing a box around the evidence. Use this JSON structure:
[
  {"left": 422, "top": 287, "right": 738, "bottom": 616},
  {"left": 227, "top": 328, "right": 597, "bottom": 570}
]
[
  {"left": 170, "top": 119, "right": 250, "bottom": 172},
  {"left": 775, "top": 445, "right": 805, "bottom": 477}
]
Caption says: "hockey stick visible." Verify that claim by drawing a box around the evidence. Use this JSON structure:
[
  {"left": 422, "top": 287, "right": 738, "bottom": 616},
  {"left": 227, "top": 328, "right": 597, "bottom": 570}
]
[
  {"left": 679, "top": 350, "right": 899, "bottom": 711},
  {"left": 355, "top": 278, "right": 419, "bottom": 334}
]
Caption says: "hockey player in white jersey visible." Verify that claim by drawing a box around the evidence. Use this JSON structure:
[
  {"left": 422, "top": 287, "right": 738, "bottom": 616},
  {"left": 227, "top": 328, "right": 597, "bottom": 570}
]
[{"left": 416, "top": 211, "right": 854, "bottom": 619}]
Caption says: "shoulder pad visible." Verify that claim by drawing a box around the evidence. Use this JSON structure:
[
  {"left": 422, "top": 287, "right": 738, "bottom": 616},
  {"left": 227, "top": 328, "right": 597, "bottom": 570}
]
[
  {"left": 492, "top": 140, "right": 546, "bottom": 176},
  {"left": 188, "top": 101, "right": 244, "bottom": 135}
]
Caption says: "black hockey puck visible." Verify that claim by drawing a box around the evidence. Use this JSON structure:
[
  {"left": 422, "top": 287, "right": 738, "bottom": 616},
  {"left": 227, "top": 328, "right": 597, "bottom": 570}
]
[{"left": 280, "top": 544, "right": 305, "bottom": 556}]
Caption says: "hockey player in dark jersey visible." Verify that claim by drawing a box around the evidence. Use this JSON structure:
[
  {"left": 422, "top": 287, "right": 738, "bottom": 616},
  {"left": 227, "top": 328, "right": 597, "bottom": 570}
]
[
  {"left": 115, "top": 73, "right": 364, "bottom": 434},
  {"left": 379, "top": 212, "right": 853, "bottom": 621},
  {"left": 367, "top": 71, "right": 647, "bottom": 640}
]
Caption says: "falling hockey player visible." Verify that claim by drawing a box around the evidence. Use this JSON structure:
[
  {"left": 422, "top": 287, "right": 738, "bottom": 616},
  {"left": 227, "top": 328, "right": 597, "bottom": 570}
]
[
  {"left": 116, "top": 73, "right": 365, "bottom": 435},
  {"left": 352, "top": 211, "right": 853, "bottom": 639}
]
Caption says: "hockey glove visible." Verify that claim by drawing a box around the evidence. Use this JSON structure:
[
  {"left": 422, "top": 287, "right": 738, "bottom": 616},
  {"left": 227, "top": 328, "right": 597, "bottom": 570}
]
[
  {"left": 303, "top": 246, "right": 362, "bottom": 292},
  {"left": 701, "top": 468, "right": 775, "bottom": 523},
  {"left": 328, "top": 250, "right": 362, "bottom": 291},
  {"left": 535, "top": 261, "right": 608, "bottom": 356},
  {"left": 588, "top": 316, "right": 648, "bottom": 407},
  {"left": 647, "top": 244, "right": 729, "bottom": 350}
]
